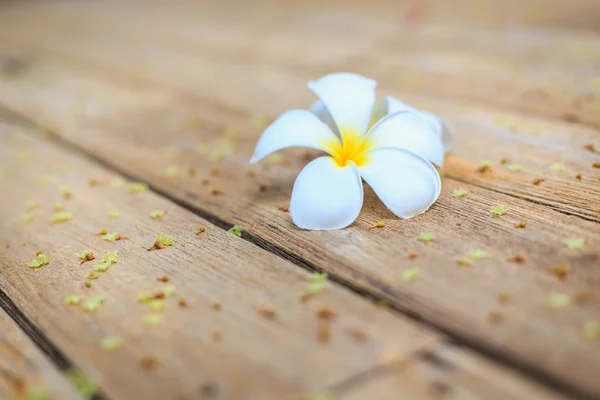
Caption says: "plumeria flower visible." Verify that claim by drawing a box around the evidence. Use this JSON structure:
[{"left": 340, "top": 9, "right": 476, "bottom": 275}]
[{"left": 250, "top": 73, "right": 451, "bottom": 230}]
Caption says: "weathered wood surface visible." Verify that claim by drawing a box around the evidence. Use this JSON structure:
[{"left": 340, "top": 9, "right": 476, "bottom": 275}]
[
  {"left": 0, "top": 307, "right": 81, "bottom": 400},
  {"left": 0, "top": 1, "right": 599, "bottom": 399}
]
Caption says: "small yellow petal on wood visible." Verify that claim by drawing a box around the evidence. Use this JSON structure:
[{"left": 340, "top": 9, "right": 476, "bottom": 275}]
[
  {"left": 369, "top": 221, "right": 385, "bottom": 228},
  {"left": 418, "top": 232, "right": 435, "bottom": 242},
  {"left": 143, "top": 314, "right": 164, "bottom": 326},
  {"left": 150, "top": 209, "right": 165, "bottom": 220},
  {"left": 468, "top": 249, "right": 488, "bottom": 260},
  {"left": 548, "top": 293, "right": 571, "bottom": 310},
  {"left": 101, "top": 336, "right": 123, "bottom": 352},
  {"left": 507, "top": 164, "right": 522, "bottom": 172},
  {"left": 107, "top": 210, "right": 120, "bottom": 219},
  {"left": 564, "top": 238, "right": 584, "bottom": 250},
  {"left": 549, "top": 163, "right": 565, "bottom": 172},
  {"left": 402, "top": 268, "right": 420, "bottom": 282},
  {"left": 490, "top": 206, "right": 508, "bottom": 217},
  {"left": 52, "top": 211, "right": 73, "bottom": 223},
  {"left": 164, "top": 166, "right": 179, "bottom": 177},
  {"left": 452, "top": 188, "right": 468, "bottom": 198},
  {"left": 582, "top": 321, "right": 600, "bottom": 341},
  {"left": 228, "top": 225, "right": 244, "bottom": 237},
  {"left": 22, "top": 213, "right": 34, "bottom": 223},
  {"left": 64, "top": 295, "right": 82, "bottom": 305}
]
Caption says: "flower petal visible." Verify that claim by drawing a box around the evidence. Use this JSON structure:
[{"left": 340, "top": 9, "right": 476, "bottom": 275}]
[
  {"left": 309, "top": 100, "right": 339, "bottom": 137},
  {"left": 250, "top": 110, "right": 340, "bottom": 164},
  {"left": 307, "top": 73, "right": 377, "bottom": 135},
  {"left": 367, "top": 111, "right": 445, "bottom": 167},
  {"left": 386, "top": 96, "right": 452, "bottom": 152},
  {"left": 357, "top": 148, "right": 441, "bottom": 219},
  {"left": 290, "top": 156, "right": 363, "bottom": 230}
]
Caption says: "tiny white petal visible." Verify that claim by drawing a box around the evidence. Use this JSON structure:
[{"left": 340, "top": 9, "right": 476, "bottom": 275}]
[
  {"left": 290, "top": 156, "right": 363, "bottom": 230},
  {"left": 308, "top": 73, "right": 376, "bottom": 135},
  {"left": 309, "top": 100, "right": 339, "bottom": 137},
  {"left": 386, "top": 96, "right": 452, "bottom": 152},
  {"left": 367, "top": 111, "right": 445, "bottom": 167},
  {"left": 250, "top": 110, "right": 340, "bottom": 164},
  {"left": 358, "top": 148, "right": 441, "bottom": 219}
]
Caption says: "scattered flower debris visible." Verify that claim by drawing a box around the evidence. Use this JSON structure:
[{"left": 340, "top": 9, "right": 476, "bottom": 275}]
[
  {"left": 52, "top": 211, "right": 73, "bottom": 223},
  {"left": 315, "top": 307, "right": 338, "bottom": 322},
  {"left": 212, "top": 301, "right": 221, "bottom": 311},
  {"left": 507, "top": 253, "right": 526, "bottom": 264},
  {"left": 137, "top": 292, "right": 152, "bottom": 303},
  {"left": 317, "top": 323, "right": 331, "bottom": 344},
  {"left": 514, "top": 221, "right": 526, "bottom": 228},
  {"left": 164, "top": 166, "right": 179, "bottom": 177},
  {"left": 258, "top": 308, "right": 277, "bottom": 320},
  {"left": 60, "top": 185, "right": 72, "bottom": 199},
  {"left": 127, "top": 182, "right": 148, "bottom": 194},
  {"left": 109, "top": 177, "right": 125, "bottom": 188},
  {"left": 582, "top": 321, "right": 600, "bottom": 341},
  {"left": 101, "top": 336, "right": 123, "bottom": 352},
  {"left": 178, "top": 299, "right": 188, "bottom": 308},
  {"left": 456, "top": 257, "right": 472, "bottom": 267},
  {"left": 228, "top": 225, "right": 244, "bottom": 237},
  {"left": 307, "top": 272, "right": 328, "bottom": 294},
  {"left": 102, "top": 250, "right": 118, "bottom": 264},
  {"left": 94, "top": 262, "right": 110, "bottom": 272},
  {"left": 452, "top": 188, "right": 468, "bottom": 198},
  {"left": 210, "top": 188, "right": 223, "bottom": 195},
  {"left": 149, "top": 299, "right": 166, "bottom": 312},
  {"left": 26, "top": 200, "right": 39, "bottom": 210},
  {"left": 548, "top": 293, "right": 571, "bottom": 310},
  {"left": 278, "top": 205, "right": 289, "bottom": 212},
  {"left": 28, "top": 253, "right": 50, "bottom": 268},
  {"left": 468, "top": 249, "right": 488, "bottom": 260},
  {"left": 548, "top": 264, "right": 570, "bottom": 281},
  {"left": 593, "top": 162, "right": 600, "bottom": 169},
  {"left": 419, "top": 232, "right": 435, "bottom": 242},
  {"left": 87, "top": 272, "right": 99, "bottom": 280},
  {"left": 84, "top": 296, "right": 105, "bottom": 312},
  {"left": 477, "top": 160, "right": 493, "bottom": 172},
  {"left": 490, "top": 205, "right": 508, "bottom": 217},
  {"left": 196, "top": 226, "right": 206, "bottom": 235},
  {"left": 157, "top": 275, "right": 169, "bottom": 283},
  {"left": 96, "top": 228, "right": 108, "bottom": 236},
  {"left": 564, "top": 238, "right": 584, "bottom": 250},
  {"left": 148, "top": 234, "right": 174, "bottom": 250},
  {"left": 532, "top": 178, "right": 544, "bottom": 185},
  {"left": 369, "top": 221, "right": 385, "bottom": 228},
  {"left": 549, "top": 163, "right": 565, "bottom": 172},
  {"left": 143, "top": 314, "right": 164, "bottom": 327},
  {"left": 163, "top": 285, "right": 176, "bottom": 297},
  {"left": 498, "top": 292, "right": 511, "bottom": 304},
  {"left": 22, "top": 213, "right": 34, "bottom": 223},
  {"left": 53, "top": 202, "right": 64, "bottom": 211},
  {"left": 65, "top": 370, "right": 97, "bottom": 399},
  {"left": 139, "top": 356, "right": 158, "bottom": 370},
  {"left": 402, "top": 268, "right": 420, "bottom": 282},
  {"left": 77, "top": 250, "right": 95, "bottom": 265},
  {"left": 64, "top": 294, "right": 82, "bottom": 305},
  {"left": 102, "top": 232, "right": 126, "bottom": 242},
  {"left": 89, "top": 178, "right": 102, "bottom": 187},
  {"left": 150, "top": 210, "right": 165, "bottom": 220},
  {"left": 107, "top": 210, "right": 120, "bottom": 219},
  {"left": 507, "top": 164, "right": 522, "bottom": 172},
  {"left": 404, "top": 251, "right": 418, "bottom": 259},
  {"left": 584, "top": 144, "right": 596, "bottom": 153}
]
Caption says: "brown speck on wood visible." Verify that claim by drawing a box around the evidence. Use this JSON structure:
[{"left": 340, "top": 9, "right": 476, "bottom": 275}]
[
  {"left": 498, "top": 292, "right": 511, "bottom": 304},
  {"left": 488, "top": 311, "right": 503, "bottom": 325},
  {"left": 247, "top": 169, "right": 255, "bottom": 178},
  {"left": 562, "top": 112, "right": 580, "bottom": 123},
  {"left": 201, "top": 179, "right": 210, "bottom": 186},
  {"left": 404, "top": 251, "right": 418, "bottom": 259},
  {"left": 375, "top": 300, "right": 389, "bottom": 309},
  {"left": 258, "top": 308, "right": 277, "bottom": 320},
  {"left": 178, "top": 299, "right": 188, "bottom": 308},
  {"left": 139, "top": 356, "right": 158, "bottom": 370},
  {"left": 199, "top": 383, "right": 218, "bottom": 397},
  {"left": 593, "top": 162, "right": 600, "bottom": 169},
  {"left": 548, "top": 264, "right": 570, "bottom": 281},
  {"left": 430, "top": 381, "right": 452, "bottom": 395},
  {"left": 477, "top": 164, "right": 492, "bottom": 173},
  {"left": 35, "top": 250, "right": 41, "bottom": 256},
  {"left": 456, "top": 222, "right": 462, "bottom": 226},
  {"left": 317, "top": 323, "right": 331, "bottom": 344},
  {"left": 259, "top": 184, "right": 267, "bottom": 192},
  {"left": 187, "top": 167, "right": 196, "bottom": 177},
  {"left": 210, "top": 188, "right": 222, "bottom": 195},
  {"left": 84, "top": 281, "right": 92, "bottom": 288},
  {"left": 80, "top": 253, "right": 95, "bottom": 265},
  {"left": 196, "top": 226, "right": 206, "bottom": 235},
  {"left": 348, "top": 328, "right": 367, "bottom": 343},
  {"left": 584, "top": 144, "right": 596, "bottom": 153},
  {"left": 147, "top": 241, "right": 165, "bottom": 251},
  {"left": 575, "top": 291, "right": 595, "bottom": 304},
  {"left": 532, "top": 178, "right": 544, "bottom": 185},
  {"left": 514, "top": 221, "right": 526, "bottom": 229},
  {"left": 211, "top": 331, "right": 222, "bottom": 343},
  {"left": 278, "top": 205, "right": 289, "bottom": 212},
  {"left": 157, "top": 275, "right": 169, "bottom": 282},
  {"left": 315, "top": 307, "right": 338, "bottom": 322},
  {"left": 299, "top": 292, "right": 315, "bottom": 303},
  {"left": 507, "top": 254, "right": 526, "bottom": 264},
  {"left": 209, "top": 167, "right": 219, "bottom": 176},
  {"left": 153, "top": 291, "right": 166, "bottom": 299},
  {"left": 500, "top": 158, "right": 509, "bottom": 165},
  {"left": 89, "top": 178, "right": 102, "bottom": 187},
  {"left": 575, "top": 173, "right": 582, "bottom": 181},
  {"left": 212, "top": 301, "right": 221, "bottom": 311},
  {"left": 302, "top": 151, "right": 313, "bottom": 161}
]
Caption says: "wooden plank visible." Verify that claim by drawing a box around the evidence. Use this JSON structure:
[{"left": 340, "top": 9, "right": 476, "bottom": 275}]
[
  {"left": 0, "top": 7, "right": 598, "bottom": 222},
  {"left": 0, "top": 126, "right": 572, "bottom": 400},
  {"left": 0, "top": 307, "right": 81, "bottom": 400},
  {"left": 0, "top": 33, "right": 599, "bottom": 397}
]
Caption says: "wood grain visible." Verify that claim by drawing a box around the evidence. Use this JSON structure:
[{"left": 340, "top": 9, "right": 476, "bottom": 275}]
[
  {"left": 0, "top": 38, "right": 598, "bottom": 396},
  {"left": 0, "top": 124, "right": 573, "bottom": 399},
  {"left": 0, "top": 308, "right": 81, "bottom": 400}
]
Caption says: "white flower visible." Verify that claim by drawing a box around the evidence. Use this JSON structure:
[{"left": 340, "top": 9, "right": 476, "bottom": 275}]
[{"left": 250, "top": 73, "right": 451, "bottom": 231}]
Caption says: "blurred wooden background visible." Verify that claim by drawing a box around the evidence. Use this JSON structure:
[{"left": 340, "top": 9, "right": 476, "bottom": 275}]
[{"left": 0, "top": 1, "right": 599, "bottom": 399}]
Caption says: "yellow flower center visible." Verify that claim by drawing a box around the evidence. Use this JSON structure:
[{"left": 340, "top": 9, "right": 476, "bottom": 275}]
[{"left": 326, "top": 127, "right": 372, "bottom": 168}]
